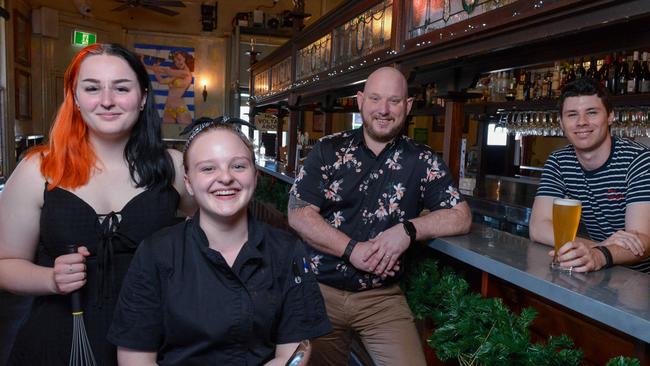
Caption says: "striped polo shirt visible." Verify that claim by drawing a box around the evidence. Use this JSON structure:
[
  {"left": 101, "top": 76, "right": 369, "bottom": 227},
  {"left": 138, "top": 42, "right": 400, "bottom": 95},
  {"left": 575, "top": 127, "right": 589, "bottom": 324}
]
[{"left": 536, "top": 137, "right": 650, "bottom": 274}]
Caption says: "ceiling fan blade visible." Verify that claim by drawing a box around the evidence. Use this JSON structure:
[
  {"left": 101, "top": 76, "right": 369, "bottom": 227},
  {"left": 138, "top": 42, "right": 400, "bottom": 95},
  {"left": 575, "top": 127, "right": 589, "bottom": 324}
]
[
  {"left": 141, "top": 0, "right": 186, "bottom": 7},
  {"left": 111, "top": 4, "right": 132, "bottom": 11},
  {"left": 142, "top": 4, "right": 180, "bottom": 16}
]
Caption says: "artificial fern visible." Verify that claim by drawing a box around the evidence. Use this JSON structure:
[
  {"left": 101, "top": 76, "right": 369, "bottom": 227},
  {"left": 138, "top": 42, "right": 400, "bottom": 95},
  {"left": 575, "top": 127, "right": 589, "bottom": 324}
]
[
  {"left": 606, "top": 356, "right": 641, "bottom": 366},
  {"left": 404, "top": 258, "right": 584, "bottom": 365}
]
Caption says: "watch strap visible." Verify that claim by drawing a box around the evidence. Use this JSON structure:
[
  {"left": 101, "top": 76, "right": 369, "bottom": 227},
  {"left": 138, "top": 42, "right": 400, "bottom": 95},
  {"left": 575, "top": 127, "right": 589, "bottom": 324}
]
[
  {"left": 594, "top": 246, "right": 614, "bottom": 269},
  {"left": 402, "top": 220, "right": 417, "bottom": 243},
  {"left": 342, "top": 239, "right": 358, "bottom": 262}
]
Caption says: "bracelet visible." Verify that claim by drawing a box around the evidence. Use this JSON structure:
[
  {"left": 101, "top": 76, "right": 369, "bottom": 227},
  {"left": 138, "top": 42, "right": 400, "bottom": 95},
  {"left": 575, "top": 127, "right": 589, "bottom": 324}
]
[
  {"left": 342, "top": 239, "right": 358, "bottom": 262},
  {"left": 402, "top": 220, "right": 417, "bottom": 243},
  {"left": 594, "top": 246, "right": 614, "bottom": 269}
]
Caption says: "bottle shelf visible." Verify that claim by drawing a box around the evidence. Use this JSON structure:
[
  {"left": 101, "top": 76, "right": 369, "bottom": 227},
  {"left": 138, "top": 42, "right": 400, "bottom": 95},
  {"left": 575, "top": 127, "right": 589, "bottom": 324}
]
[{"left": 465, "top": 93, "right": 650, "bottom": 114}]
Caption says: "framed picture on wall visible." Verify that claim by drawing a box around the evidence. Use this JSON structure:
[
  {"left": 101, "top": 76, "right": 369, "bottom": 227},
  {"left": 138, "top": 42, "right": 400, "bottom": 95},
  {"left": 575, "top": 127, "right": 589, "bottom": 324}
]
[
  {"left": 15, "top": 69, "right": 31, "bottom": 120},
  {"left": 134, "top": 43, "right": 196, "bottom": 125},
  {"left": 313, "top": 113, "right": 324, "bottom": 132},
  {"left": 13, "top": 10, "right": 31, "bottom": 66}
]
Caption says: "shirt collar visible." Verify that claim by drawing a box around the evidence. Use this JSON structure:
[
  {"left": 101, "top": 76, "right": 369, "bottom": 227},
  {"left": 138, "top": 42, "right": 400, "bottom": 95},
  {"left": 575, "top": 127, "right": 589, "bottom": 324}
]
[
  {"left": 190, "top": 211, "right": 265, "bottom": 263},
  {"left": 352, "top": 126, "right": 403, "bottom": 156}
]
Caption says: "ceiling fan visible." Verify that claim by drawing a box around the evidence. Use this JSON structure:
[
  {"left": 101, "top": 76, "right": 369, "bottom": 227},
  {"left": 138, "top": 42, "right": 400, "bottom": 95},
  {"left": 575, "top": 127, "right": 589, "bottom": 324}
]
[{"left": 112, "top": 0, "right": 186, "bottom": 16}]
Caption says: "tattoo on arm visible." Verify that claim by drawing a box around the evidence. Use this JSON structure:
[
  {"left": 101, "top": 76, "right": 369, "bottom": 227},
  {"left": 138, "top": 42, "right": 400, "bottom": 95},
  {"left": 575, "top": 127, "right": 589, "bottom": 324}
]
[{"left": 288, "top": 195, "right": 311, "bottom": 210}]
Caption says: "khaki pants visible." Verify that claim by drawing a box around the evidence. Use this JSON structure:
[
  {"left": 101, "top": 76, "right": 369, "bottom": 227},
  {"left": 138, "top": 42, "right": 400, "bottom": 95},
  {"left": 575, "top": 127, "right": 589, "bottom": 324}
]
[{"left": 311, "top": 283, "right": 426, "bottom": 366}]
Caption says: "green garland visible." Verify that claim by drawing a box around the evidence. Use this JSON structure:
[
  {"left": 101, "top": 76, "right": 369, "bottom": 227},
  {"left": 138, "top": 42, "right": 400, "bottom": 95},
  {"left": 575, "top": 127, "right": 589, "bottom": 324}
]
[
  {"left": 606, "top": 357, "right": 641, "bottom": 366},
  {"left": 403, "top": 258, "right": 640, "bottom": 366}
]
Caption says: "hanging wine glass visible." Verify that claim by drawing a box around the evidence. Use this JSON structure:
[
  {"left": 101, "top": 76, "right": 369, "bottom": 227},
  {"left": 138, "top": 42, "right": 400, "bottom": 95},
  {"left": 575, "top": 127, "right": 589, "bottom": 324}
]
[
  {"left": 619, "top": 109, "right": 630, "bottom": 138},
  {"left": 641, "top": 107, "right": 650, "bottom": 137},
  {"left": 542, "top": 111, "right": 550, "bottom": 136}
]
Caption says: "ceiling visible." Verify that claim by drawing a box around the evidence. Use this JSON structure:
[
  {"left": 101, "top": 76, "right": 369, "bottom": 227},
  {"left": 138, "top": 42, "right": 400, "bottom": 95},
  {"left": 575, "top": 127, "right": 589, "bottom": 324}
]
[{"left": 29, "top": 0, "right": 345, "bottom": 36}]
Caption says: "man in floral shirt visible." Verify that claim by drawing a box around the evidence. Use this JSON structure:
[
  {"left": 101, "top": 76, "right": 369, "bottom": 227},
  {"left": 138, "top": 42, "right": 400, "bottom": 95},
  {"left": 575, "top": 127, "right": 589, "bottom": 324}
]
[{"left": 288, "top": 67, "right": 472, "bottom": 365}]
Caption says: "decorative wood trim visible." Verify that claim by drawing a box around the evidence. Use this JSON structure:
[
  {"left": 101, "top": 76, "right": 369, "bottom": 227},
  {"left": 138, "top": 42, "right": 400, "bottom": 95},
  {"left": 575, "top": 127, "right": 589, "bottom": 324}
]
[
  {"left": 14, "top": 69, "right": 31, "bottom": 121},
  {"left": 13, "top": 10, "right": 31, "bottom": 67}
]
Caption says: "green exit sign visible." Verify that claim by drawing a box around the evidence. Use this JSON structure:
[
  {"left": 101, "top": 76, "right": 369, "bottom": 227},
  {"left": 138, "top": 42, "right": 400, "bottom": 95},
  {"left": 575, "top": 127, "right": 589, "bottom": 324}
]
[{"left": 72, "top": 30, "right": 96, "bottom": 46}]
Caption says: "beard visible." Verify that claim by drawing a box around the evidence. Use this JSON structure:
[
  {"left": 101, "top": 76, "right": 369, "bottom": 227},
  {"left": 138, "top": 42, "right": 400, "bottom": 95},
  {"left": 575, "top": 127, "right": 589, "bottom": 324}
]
[{"left": 362, "top": 114, "right": 405, "bottom": 143}]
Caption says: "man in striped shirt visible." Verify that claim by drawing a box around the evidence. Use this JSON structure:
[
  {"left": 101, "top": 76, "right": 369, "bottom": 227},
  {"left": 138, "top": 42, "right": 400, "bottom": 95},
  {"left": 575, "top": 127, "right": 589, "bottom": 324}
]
[{"left": 530, "top": 78, "right": 650, "bottom": 274}]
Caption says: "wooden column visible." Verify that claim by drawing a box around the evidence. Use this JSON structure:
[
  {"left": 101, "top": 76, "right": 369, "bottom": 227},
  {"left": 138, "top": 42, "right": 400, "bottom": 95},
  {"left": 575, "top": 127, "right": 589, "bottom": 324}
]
[
  {"left": 248, "top": 107, "right": 258, "bottom": 140},
  {"left": 287, "top": 108, "right": 299, "bottom": 173},
  {"left": 441, "top": 92, "right": 477, "bottom": 183},
  {"left": 443, "top": 99, "right": 465, "bottom": 184},
  {"left": 246, "top": 48, "right": 260, "bottom": 141},
  {"left": 275, "top": 108, "right": 287, "bottom": 161}
]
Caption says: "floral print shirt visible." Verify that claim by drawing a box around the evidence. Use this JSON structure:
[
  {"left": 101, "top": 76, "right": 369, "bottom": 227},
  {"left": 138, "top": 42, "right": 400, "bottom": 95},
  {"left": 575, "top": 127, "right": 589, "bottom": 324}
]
[{"left": 291, "top": 128, "right": 462, "bottom": 291}]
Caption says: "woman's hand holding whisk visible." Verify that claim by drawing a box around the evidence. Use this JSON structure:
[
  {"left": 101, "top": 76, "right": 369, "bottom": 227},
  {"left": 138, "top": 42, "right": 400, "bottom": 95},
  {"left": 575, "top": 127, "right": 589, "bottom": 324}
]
[{"left": 52, "top": 246, "right": 90, "bottom": 294}]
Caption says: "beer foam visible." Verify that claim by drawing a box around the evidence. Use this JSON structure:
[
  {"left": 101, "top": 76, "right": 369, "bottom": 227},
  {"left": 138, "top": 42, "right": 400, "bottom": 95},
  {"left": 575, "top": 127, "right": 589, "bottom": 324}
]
[{"left": 554, "top": 198, "right": 581, "bottom": 206}]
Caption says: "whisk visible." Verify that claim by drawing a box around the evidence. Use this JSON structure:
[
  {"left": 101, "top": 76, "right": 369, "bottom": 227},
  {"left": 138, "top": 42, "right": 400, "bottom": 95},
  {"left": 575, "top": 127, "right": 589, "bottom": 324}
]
[{"left": 66, "top": 245, "right": 97, "bottom": 366}]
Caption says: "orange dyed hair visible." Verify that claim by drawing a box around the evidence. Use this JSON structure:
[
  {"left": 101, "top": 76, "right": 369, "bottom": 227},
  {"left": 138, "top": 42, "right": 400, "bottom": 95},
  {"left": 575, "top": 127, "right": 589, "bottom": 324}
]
[{"left": 26, "top": 44, "right": 103, "bottom": 190}]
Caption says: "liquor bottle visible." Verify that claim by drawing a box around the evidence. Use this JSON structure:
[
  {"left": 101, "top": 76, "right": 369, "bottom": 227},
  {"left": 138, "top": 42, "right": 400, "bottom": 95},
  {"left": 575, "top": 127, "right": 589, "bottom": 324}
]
[
  {"left": 528, "top": 72, "right": 542, "bottom": 100},
  {"left": 576, "top": 57, "right": 586, "bottom": 79},
  {"left": 608, "top": 53, "right": 619, "bottom": 94},
  {"left": 616, "top": 53, "right": 628, "bottom": 95},
  {"left": 552, "top": 62, "right": 561, "bottom": 97},
  {"left": 599, "top": 54, "right": 612, "bottom": 89},
  {"left": 628, "top": 51, "right": 641, "bottom": 94},
  {"left": 515, "top": 69, "right": 526, "bottom": 101},
  {"left": 498, "top": 71, "right": 507, "bottom": 102},
  {"left": 415, "top": 84, "right": 426, "bottom": 104},
  {"left": 586, "top": 56, "right": 598, "bottom": 80},
  {"left": 545, "top": 68, "right": 553, "bottom": 98},
  {"left": 505, "top": 71, "right": 516, "bottom": 101},
  {"left": 566, "top": 60, "right": 576, "bottom": 84},
  {"left": 524, "top": 71, "right": 532, "bottom": 101},
  {"left": 640, "top": 52, "right": 650, "bottom": 93},
  {"left": 425, "top": 83, "right": 434, "bottom": 105},
  {"left": 432, "top": 82, "right": 441, "bottom": 106}
]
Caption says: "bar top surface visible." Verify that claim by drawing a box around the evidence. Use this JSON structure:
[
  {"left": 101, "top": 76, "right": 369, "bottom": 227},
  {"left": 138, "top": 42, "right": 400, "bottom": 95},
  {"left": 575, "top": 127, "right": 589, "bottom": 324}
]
[
  {"left": 430, "top": 224, "right": 650, "bottom": 343},
  {"left": 257, "top": 159, "right": 296, "bottom": 185}
]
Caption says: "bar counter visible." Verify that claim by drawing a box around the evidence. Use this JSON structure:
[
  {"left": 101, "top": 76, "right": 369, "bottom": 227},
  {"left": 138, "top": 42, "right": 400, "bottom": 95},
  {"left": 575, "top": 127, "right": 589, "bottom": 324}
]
[
  {"left": 257, "top": 159, "right": 295, "bottom": 185},
  {"left": 432, "top": 224, "right": 650, "bottom": 345}
]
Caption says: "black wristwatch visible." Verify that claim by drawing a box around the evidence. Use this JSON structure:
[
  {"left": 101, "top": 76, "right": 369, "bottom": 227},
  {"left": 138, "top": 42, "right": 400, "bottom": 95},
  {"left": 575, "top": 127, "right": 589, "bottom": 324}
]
[
  {"left": 402, "top": 220, "right": 417, "bottom": 243},
  {"left": 342, "top": 239, "right": 358, "bottom": 262},
  {"left": 594, "top": 246, "right": 614, "bottom": 269}
]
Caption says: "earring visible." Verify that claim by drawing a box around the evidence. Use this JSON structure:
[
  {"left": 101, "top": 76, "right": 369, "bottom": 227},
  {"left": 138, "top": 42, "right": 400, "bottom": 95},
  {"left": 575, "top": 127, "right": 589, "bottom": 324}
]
[{"left": 139, "top": 105, "right": 145, "bottom": 111}]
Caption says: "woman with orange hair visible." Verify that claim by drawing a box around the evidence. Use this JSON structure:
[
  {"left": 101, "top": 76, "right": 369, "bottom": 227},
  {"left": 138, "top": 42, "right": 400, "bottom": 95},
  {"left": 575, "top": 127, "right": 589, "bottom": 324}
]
[{"left": 0, "top": 43, "right": 195, "bottom": 365}]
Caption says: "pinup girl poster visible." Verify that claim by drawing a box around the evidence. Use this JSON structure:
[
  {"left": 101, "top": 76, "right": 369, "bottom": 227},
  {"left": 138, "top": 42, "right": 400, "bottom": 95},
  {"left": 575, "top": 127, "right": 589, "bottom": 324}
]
[{"left": 135, "top": 43, "right": 195, "bottom": 124}]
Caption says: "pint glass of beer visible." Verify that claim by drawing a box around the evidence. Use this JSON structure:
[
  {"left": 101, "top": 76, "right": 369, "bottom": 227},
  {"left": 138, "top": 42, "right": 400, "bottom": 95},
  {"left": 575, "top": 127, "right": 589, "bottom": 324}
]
[{"left": 551, "top": 198, "right": 582, "bottom": 270}]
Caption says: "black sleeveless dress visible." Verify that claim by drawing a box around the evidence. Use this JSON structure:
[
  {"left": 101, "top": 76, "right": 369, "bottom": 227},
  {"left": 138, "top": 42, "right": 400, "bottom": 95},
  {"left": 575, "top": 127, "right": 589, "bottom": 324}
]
[{"left": 7, "top": 184, "right": 180, "bottom": 366}]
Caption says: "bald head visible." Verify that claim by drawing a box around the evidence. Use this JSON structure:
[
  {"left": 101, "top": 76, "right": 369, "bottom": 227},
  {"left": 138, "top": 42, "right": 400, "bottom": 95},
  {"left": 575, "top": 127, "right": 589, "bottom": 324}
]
[{"left": 363, "top": 67, "right": 409, "bottom": 99}]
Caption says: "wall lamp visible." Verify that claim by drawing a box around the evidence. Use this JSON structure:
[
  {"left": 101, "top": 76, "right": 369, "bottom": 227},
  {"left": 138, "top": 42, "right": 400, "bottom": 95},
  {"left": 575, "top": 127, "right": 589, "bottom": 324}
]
[{"left": 201, "top": 79, "right": 208, "bottom": 102}]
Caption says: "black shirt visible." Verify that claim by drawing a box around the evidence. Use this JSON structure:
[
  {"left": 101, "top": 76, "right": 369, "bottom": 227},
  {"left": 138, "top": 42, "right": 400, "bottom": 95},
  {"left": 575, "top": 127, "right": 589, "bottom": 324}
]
[
  {"left": 291, "top": 128, "right": 462, "bottom": 291},
  {"left": 107, "top": 214, "right": 331, "bottom": 365}
]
